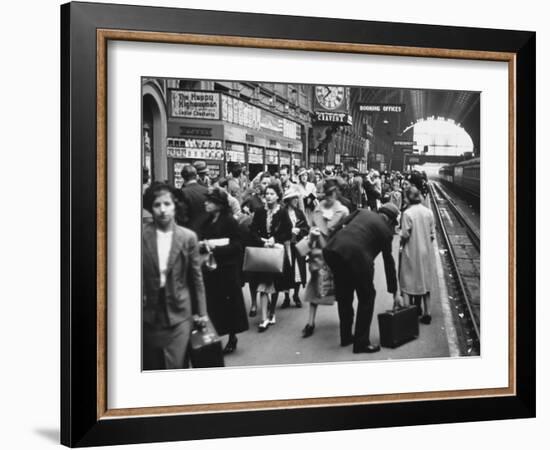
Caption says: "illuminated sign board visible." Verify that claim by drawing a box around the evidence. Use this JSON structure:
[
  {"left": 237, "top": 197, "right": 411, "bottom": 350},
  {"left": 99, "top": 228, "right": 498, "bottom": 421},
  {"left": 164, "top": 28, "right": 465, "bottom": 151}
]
[{"left": 393, "top": 140, "right": 417, "bottom": 146}]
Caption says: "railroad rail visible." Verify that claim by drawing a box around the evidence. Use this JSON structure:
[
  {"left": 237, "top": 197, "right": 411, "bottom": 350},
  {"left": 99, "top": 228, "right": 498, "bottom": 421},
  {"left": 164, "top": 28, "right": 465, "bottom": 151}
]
[
  {"left": 432, "top": 182, "right": 480, "bottom": 252},
  {"left": 428, "top": 181, "right": 480, "bottom": 354}
]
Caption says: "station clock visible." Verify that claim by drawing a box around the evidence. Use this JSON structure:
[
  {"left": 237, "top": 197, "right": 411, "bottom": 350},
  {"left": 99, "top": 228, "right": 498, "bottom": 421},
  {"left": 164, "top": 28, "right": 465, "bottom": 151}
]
[{"left": 315, "top": 86, "right": 346, "bottom": 110}]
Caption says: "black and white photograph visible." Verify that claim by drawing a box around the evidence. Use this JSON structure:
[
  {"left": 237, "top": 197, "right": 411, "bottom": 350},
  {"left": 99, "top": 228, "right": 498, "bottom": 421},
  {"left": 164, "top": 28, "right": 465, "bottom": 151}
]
[{"left": 141, "top": 78, "right": 481, "bottom": 370}]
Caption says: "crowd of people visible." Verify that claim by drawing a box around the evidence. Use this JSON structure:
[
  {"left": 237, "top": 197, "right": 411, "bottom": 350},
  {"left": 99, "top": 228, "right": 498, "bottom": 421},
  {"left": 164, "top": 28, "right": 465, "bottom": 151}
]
[{"left": 142, "top": 161, "right": 436, "bottom": 369}]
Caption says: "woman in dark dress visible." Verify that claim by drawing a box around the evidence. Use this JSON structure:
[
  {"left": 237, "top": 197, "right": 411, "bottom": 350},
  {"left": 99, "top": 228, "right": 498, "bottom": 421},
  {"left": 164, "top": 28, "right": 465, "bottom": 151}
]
[
  {"left": 240, "top": 172, "right": 271, "bottom": 317},
  {"left": 280, "top": 185, "right": 310, "bottom": 308},
  {"left": 199, "top": 188, "right": 249, "bottom": 354},
  {"left": 248, "top": 183, "right": 293, "bottom": 331}
]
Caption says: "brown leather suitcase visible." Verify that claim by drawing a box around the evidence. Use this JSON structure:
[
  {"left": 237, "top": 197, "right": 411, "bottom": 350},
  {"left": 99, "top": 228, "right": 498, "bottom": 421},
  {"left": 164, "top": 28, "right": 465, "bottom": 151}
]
[
  {"left": 189, "top": 318, "right": 225, "bottom": 368},
  {"left": 377, "top": 305, "right": 419, "bottom": 348}
]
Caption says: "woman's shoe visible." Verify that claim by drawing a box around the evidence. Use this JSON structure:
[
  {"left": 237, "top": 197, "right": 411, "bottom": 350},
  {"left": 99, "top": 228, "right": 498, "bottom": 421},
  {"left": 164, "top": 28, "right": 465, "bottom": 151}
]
[
  {"left": 280, "top": 295, "right": 291, "bottom": 309},
  {"left": 353, "top": 343, "right": 381, "bottom": 354},
  {"left": 340, "top": 335, "right": 354, "bottom": 347},
  {"left": 268, "top": 314, "right": 276, "bottom": 325},
  {"left": 293, "top": 294, "right": 303, "bottom": 308},
  {"left": 223, "top": 336, "right": 238, "bottom": 354},
  {"left": 249, "top": 306, "right": 257, "bottom": 317},
  {"left": 258, "top": 320, "right": 270, "bottom": 332},
  {"left": 302, "top": 324, "right": 315, "bottom": 338},
  {"left": 420, "top": 314, "right": 432, "bottom": 325}
]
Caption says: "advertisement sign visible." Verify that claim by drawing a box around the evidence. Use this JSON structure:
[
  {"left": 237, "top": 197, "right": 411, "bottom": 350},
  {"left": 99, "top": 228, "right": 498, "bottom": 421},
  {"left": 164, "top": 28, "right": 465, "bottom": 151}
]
[
  {"left": 220, "top": 94, "right": 300, "bottom": 140},
  {"left": 167, "top": 148, "right": 225, "bottom": 160},
  {"left": 170, "top": 91, "right": 220, "bottom": 119},
  {"left": 226, "top": 143, "right": 246, "bottom": 163},
  {"left": 283, "top": 118, "right": 301, "bottom": 140},
  {"left": 248, "top": 146, "right": 264, "bottom": 164},
  {"left": 280, "top": 152, "right": 291, "bottom": 166},
  {"left": 167, "top": 138, "right": 223, "bottom": 150},
  {"left": 266, "top": 149, "right": 279, "bottom": 165},
  {"left": 289, "top": 142, "right": 303, "bottom": 153},
  {"left": 167, "top": 137, "right": 224, "bottom": 160},
  {"left": 393, "top": 140, "right": 417, "bottom": 146},
  {"left": 261, "top": 110, "right": 284, "bottom": 134},
  {"left": 167, "top": 123, "right": 224, "bottom": 139}
]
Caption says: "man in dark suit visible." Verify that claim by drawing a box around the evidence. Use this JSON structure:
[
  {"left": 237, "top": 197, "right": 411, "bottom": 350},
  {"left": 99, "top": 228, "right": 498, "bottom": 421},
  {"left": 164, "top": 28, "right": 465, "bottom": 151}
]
[
  {"left": 177, "top": 164, "right": 209, "bottom": 233},
  {"left": 323, "top": 203, "right": 403, "bottom": 353},
  {"left": 142, "top": 183, "right": 207, "bottom": 370}
]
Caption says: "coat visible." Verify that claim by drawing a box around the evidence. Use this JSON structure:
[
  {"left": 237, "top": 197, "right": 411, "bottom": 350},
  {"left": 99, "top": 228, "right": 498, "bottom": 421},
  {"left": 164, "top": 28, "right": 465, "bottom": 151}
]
[
  {"left": 248, "top": 205, "right": 294, "bottom": 291},
  {"left": 198, "top": 214, "right": 249, "bottom": 336},
  {"left": 399, "top": 204, "right": 435, "bottom": 295},
  {"left": 310, "top": 200, "right": 349, "bottom": 248},
  {"left": 176, "top": 181, "right": 209, "bottom": 233},
  {"left": 241, "top": 191, "right": 264, "bottom": 215},
  {"left": 324, "top": 210, "right": 398, "bottom": 294},
  {"left": 304, "top": 200, "right": 349, "bottom": 305},
  {"left": 142, "top": 222, "right": 207, "bottom": 328}
]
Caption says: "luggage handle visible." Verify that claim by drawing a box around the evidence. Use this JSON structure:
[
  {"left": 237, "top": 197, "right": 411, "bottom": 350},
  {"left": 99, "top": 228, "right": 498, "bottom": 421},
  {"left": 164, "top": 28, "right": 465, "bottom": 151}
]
[{"left": 389, "top": 302, "right": 407, "bottom": 313}]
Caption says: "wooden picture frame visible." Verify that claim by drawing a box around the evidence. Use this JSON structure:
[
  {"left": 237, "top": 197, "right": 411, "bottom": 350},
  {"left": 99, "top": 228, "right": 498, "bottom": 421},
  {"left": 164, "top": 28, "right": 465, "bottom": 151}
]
[{"left": 61, "top": 1, "right": 535, "bottom": 446}]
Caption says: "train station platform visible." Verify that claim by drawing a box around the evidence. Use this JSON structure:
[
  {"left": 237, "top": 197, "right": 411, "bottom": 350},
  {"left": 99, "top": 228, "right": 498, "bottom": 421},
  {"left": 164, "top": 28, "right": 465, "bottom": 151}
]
[{"left": 225, "top": 233, "right": 457, "bottom": 368}]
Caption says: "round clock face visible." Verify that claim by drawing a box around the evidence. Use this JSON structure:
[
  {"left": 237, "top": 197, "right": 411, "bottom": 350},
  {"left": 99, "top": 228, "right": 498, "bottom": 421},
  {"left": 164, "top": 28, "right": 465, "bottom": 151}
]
[{"left": 315, "top": 86, "right": 345, "bottom": 110}]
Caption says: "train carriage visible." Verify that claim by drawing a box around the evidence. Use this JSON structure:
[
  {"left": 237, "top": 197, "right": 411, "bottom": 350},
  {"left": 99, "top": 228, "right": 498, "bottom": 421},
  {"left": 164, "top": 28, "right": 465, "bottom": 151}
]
[{"left": 438, "top": 157, "right": 480, "bottom": 199}]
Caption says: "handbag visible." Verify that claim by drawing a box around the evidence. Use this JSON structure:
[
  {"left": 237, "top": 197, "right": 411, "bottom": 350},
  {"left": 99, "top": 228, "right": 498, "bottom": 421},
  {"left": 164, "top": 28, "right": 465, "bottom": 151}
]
[
  {"left": 242, "top": 246, "right": 285, "bottom": 273},
  {"left": 295, "top": 236, "right": 311, "bottom": 257},
  {"left": 204, "top": 251, "right": 217, "bottom": 271},
  {"left": 304, "top": 245, "right": 336, "bottom": 305}
]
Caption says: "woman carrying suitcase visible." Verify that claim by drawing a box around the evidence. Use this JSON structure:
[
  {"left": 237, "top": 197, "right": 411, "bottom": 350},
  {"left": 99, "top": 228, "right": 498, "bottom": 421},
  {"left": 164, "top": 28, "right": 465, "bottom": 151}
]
[{"left": 142, "top": 183, "right": 208, "bottom": 370}]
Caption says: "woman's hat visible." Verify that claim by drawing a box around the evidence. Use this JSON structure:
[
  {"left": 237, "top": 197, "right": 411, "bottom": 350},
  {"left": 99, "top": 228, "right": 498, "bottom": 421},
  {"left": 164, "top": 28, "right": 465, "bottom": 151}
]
[
  {"left": 206, "top": 187, "right": 229, "bottom": 209},
  {"left": 323, "top": 167, "right": 334, "bottom": 177},
  {"left": 322, "top": 179, "right": 339, "bottom": 195},
  {"left": 282, "top": 185, "right": 301, "bottom": 202},
  {"left": 297, "top": 167, "right": 308, "bottom": 177}
]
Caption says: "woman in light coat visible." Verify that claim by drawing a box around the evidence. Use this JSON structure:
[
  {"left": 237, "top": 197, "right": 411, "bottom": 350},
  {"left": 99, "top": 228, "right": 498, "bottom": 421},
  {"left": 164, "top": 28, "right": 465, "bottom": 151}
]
[
  {"left": 301, "top": 180, "right": 349, "bottom": 338},
  {"left": 399, "top": 186, "right": 436, "bottom": 324}
]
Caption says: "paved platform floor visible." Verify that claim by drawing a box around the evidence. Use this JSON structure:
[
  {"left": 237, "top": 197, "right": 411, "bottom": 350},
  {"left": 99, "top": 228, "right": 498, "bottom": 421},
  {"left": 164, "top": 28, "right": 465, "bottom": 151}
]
[{"left": 224, "top": 235, "right": 453, "bottom": 368}]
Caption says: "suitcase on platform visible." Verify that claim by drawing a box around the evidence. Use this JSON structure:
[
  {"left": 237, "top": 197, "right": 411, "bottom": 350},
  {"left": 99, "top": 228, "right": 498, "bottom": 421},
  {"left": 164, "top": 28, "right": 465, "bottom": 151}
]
[
  {"left": 377, "top": 305, "right": 419, "bottom": 348},
  {"left": 189, "top": 318, "right": 225, "bottom": 368}
]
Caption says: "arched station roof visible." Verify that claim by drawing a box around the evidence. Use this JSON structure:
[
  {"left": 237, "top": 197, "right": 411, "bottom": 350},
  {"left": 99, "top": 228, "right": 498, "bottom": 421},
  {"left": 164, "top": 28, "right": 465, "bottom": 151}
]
[{"left": 350, "top": 87, "right": 480, "bottom": 153}]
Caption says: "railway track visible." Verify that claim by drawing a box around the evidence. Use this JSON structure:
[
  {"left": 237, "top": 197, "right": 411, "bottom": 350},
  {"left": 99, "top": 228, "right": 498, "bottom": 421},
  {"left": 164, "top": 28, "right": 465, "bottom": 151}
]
[{"left": 429, "top": 181, "right": 480, "bottom": 355}]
